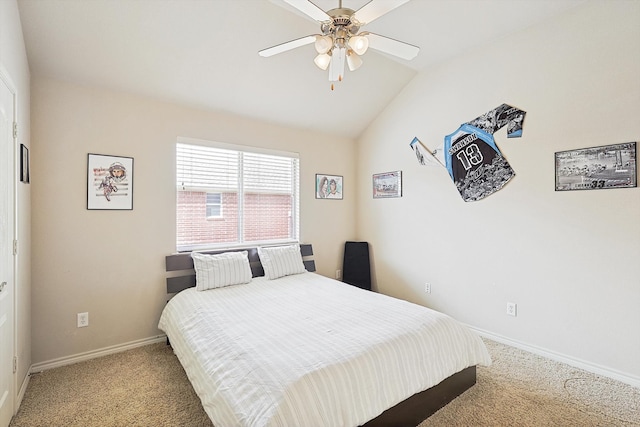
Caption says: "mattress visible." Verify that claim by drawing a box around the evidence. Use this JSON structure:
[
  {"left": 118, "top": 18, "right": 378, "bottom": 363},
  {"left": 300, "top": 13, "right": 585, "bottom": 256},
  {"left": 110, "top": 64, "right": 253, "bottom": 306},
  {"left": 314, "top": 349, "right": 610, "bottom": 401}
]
[{"left": 158, "top": 272, "right": 491, "bottom": 427}]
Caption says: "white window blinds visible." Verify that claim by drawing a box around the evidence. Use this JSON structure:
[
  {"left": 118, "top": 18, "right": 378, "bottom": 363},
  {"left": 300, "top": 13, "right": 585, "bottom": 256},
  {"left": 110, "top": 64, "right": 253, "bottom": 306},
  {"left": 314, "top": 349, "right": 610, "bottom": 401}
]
[
  {"left": 177, "top": 144, "right": 238, "bottom": 192},
  {"left": 176, "top": 141, "right": 299, "bottom": 251}
]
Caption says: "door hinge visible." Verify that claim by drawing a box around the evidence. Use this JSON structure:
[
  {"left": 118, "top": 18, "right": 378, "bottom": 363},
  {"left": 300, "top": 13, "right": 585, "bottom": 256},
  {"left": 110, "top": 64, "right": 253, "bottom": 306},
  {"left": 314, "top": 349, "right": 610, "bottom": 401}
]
[
  {"left": 13, "top": 122, "right": 18, "bottom": 139},
  {"left": 13, "top": 357, "right": 17, "bottom": 374},
  {"left": 13, "top": 240, "right": 18, "bottom": 255}
]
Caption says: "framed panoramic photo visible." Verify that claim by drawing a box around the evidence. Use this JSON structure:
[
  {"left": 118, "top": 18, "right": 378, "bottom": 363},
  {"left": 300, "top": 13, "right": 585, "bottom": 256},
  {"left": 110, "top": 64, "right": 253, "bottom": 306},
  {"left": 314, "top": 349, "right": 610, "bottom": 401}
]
[
  {"left": 87, "top": 153, "right": 134, "bottom": 210},
  {"left": 316, "top": 174, "right": 343, "bottom": 199},
  {"left": 373, "top": 171, "right": 402, "bottom": 198},
  {"left": 555, "top": 142, "right": 637, "bottom": 191}
]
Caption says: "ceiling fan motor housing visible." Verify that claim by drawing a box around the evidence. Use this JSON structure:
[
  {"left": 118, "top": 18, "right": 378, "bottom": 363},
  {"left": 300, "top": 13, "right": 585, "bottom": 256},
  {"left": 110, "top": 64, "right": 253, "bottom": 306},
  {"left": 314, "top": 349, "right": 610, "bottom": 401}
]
[{"left": 322, "top": 7, "right": 362, "bottom": 45}]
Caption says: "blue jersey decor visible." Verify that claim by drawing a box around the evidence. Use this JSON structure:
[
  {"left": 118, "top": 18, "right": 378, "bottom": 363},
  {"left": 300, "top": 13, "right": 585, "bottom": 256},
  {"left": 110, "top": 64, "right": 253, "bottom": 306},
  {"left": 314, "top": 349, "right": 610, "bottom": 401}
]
[{"left": 412, "top": 103, "right": 526, "bottom": 202}]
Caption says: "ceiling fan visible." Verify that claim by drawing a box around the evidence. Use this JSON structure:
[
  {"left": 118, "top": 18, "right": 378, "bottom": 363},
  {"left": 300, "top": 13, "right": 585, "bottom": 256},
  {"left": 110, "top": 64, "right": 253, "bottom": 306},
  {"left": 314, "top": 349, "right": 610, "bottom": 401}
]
[{"left": 259, "top": 0, "right": 419, "bottom": 89}]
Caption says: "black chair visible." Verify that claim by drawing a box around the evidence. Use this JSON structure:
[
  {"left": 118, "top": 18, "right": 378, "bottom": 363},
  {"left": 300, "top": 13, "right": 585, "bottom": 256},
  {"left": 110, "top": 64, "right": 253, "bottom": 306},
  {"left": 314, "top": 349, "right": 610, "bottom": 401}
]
[{"left": 342, "top": 241, "right": 371, "bottom": 291}]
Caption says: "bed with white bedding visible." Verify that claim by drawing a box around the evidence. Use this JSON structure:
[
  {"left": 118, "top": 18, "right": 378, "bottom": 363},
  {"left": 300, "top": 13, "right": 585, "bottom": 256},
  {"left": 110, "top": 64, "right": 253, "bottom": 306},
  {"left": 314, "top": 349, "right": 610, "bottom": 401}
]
[{"left": 159, "top": 244, "right": 491, "bottom": 427}]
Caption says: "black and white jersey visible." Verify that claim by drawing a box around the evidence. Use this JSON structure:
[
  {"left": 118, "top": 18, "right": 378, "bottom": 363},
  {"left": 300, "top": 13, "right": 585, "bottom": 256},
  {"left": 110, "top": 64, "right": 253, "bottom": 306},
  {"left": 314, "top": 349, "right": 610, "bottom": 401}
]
[{"left": 443, "top": 104, "right": 526, "bottom": 202}]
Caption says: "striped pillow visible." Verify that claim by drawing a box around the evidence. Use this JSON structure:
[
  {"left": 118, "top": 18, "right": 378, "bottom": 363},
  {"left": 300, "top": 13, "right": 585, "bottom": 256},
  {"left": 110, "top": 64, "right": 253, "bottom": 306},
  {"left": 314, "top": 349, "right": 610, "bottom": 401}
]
[
  {"left": 191, "top": 251, "right": 252, "bottom": 291},
  {"left": 258, "top": 244, "right": 307, "bottom": 280}
]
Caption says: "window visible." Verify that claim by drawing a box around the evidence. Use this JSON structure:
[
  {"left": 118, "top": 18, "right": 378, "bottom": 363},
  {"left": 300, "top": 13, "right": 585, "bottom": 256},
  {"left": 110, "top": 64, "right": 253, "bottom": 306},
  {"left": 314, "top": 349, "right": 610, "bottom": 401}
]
[
  {"left": 176, "top": 139, "right": 299, "bottom": 251},
  {"left": 206, "top": 193, "right": 222, "bottom": 218}
]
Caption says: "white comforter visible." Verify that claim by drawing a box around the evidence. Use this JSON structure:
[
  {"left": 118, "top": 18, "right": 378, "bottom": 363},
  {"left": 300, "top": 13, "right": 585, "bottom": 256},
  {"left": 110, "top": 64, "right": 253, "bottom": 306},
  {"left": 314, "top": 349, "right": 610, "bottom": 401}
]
[{"left": 158, "top": 272, "right": 491, "bottom": 427}]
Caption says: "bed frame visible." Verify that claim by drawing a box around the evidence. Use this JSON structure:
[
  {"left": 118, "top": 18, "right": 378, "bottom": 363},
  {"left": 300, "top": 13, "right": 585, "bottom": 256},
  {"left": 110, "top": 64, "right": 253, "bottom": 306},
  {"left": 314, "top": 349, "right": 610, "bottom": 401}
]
[{"left": 165, "top": 244, "right": 476, "bottom": 427}]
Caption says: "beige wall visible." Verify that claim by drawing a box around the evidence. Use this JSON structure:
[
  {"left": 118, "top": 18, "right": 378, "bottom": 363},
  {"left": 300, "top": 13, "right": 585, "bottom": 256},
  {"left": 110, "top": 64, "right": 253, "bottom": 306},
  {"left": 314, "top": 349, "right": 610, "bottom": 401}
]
[
  {"left": 1, "top": 0, "right": 32, "bottom": 403},
  {"left": 30, "top": 78, "right": 356, "bottom": 363},
  {"left": 22, "top": 0, "right": 640, "bottom": 387},
  {"left": 356, "top": 1, "right": 640, "bottom": 384}
]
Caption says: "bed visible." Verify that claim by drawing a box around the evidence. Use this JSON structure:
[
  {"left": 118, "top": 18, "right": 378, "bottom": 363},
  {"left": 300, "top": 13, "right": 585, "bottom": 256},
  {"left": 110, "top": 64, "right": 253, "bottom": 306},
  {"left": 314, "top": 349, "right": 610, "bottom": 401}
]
[{"left": 159, "top": 244, "right": 491, "bottom": 427}]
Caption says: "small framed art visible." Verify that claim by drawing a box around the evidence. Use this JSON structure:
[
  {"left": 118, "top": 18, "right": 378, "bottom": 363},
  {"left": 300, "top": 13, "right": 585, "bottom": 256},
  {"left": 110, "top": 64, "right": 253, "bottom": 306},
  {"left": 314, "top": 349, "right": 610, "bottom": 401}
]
[
  {"left": 373, "top": 171, "right": 402, "bottom": 198},
  {"left": 87, "top": 153, "right": 134, "bottom": 210},
  {"left": 20, "top": 144, "right": 30, "bottom": 183},
  {"left": 555, "top": 142, "right": 636, "bottom": 191},
  {"left": 316, "top": 174, "right": 343, "bottom": 199}
]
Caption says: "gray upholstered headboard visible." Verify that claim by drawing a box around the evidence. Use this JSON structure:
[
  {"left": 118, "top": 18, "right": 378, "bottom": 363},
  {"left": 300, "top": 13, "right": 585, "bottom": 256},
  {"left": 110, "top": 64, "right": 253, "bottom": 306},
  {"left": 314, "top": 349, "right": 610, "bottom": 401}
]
[{"left": 165, "top": 244, "right": 315, "bottom": 294}]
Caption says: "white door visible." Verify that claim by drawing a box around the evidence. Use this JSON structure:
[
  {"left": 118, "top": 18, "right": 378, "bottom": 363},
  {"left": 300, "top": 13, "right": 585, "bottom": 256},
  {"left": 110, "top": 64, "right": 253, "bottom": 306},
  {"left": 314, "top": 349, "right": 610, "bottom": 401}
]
[{"left": 0, "top": 75, "right": 15, "bottom": 427}]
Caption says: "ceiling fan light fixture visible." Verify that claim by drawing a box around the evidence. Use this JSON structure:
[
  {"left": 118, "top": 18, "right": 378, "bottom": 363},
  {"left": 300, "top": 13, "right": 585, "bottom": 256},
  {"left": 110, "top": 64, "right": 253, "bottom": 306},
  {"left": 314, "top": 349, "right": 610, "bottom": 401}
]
[
  {"left": 314, "top": 53, "right": 332, "bottom": 70},
  {"left": 314, "top": 35, "right": 333, "bottom": 54},
  {"left": 346, "top": 50, "right": 363, "bottom": 71},
  {"left": 348, "top": 35, "right": 369, "bottom": 56},
  {"left": 259, "top": 0, "right": 419, "bottom": 86}
]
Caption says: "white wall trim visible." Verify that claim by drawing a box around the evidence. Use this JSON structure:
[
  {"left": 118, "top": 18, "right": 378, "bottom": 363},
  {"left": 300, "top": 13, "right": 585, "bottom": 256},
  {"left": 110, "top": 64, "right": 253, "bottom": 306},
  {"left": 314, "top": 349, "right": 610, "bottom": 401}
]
[
  {"left": 29, "top": 335, "right": 166, "bottom": 373},
  {"left": 15, "top": 371, "right": 29, "bottom": 415},
  {"left": 470, "top": 326, "right": 640, "bottom": 389},
  {"left": 23, "top": 328, "right": 640, "bottom": 389}
]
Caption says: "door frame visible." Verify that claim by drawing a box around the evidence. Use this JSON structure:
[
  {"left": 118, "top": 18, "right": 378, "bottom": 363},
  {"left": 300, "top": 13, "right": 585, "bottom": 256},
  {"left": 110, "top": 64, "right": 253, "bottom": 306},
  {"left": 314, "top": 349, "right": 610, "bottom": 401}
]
[{"left": 0, "top": 64, "right": 18, "bottom": 422}]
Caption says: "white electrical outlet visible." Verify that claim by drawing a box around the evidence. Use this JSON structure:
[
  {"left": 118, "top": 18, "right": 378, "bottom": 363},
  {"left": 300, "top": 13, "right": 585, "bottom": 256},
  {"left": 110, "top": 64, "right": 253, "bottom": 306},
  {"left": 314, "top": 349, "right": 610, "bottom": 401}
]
[
  {"left": 424, "top": 283, "right": 431, "bottom": 293},
  {"left": 506, "top": 302, "right": 517, "bottom": 317},
  {"left": 335, "top": 269, "right": 342, "bottom": 280},
  {"left": 77, "top": 312, "right": 89, "bottom": 328}
]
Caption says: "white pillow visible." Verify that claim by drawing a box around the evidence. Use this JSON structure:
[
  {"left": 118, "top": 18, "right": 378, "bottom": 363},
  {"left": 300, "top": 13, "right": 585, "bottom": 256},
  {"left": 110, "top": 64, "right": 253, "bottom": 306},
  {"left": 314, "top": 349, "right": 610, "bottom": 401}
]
[
  {"left": 191, "top": 251, "right": 252, "bottom": 291},
  {"left": 258, "top": 244, "right": 307, "bottom": 280}
]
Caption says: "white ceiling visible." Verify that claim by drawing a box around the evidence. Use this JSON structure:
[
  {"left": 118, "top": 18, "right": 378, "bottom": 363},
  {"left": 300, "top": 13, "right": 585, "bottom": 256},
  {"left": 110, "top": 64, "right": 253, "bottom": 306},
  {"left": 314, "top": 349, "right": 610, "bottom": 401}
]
[{"left": 17, "top": 0, "right": 585, "bottom": 139}]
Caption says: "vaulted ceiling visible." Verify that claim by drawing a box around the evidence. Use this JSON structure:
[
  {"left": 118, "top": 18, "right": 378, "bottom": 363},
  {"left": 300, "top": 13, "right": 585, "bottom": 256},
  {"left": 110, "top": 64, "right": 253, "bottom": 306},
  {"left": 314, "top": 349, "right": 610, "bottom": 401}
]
[{"left": 17, "top": 0, "right": 585, "bottom": 138}]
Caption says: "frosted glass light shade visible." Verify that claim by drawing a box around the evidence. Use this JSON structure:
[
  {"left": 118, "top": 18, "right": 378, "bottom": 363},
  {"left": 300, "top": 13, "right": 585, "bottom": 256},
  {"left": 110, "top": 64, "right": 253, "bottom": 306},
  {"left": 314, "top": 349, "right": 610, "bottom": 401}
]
[
  {"left": 346, "top": 51, "right": 363, "bottom": 71},
  {"left": 314, "top": 53, "right": 331, "bottom": 70},
  {"left": 348, "top": 35, "right": 369, "bottom": 55},
  {"left": 315, "top": 35, "right": 333, "bottom": 54}
]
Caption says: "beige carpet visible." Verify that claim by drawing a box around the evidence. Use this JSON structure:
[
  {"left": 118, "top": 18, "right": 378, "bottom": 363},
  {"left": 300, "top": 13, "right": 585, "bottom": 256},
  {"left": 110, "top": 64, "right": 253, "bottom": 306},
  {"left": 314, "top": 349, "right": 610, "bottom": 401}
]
[{"left": 10, "top": 339, "right": 640, "bottom": 427}]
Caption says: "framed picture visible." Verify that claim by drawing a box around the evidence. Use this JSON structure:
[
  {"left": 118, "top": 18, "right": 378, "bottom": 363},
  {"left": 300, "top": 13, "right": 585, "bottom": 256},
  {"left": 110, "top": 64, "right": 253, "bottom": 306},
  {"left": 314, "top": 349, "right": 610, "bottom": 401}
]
[
  {"left": 555, "top": 142, "right": 636, "bottom": 191},
  {"left": 20, "top": 144, "right": 30, "bottom": 183},
  {"left": 373, "top": 171, "right": 402, "bottom": 198},
  {"left": 316, "top": 174, "right": 343, "bottom": 199},
  {"left": 87, "top": 153, "right": 134, "bottom": 210}
]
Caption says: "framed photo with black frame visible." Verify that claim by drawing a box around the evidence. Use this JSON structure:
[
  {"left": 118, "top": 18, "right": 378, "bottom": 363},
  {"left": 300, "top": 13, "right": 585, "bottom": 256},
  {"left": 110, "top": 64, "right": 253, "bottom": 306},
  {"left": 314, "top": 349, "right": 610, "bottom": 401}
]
[
  {"left": 555, "top": 142, "right": 636, "bottom": 191},
  {"left": 316, "top": 174, "right": 343, "bottom": 199},
  {"left": 87, "top": 153, "right": 134, "bottom": 210}
]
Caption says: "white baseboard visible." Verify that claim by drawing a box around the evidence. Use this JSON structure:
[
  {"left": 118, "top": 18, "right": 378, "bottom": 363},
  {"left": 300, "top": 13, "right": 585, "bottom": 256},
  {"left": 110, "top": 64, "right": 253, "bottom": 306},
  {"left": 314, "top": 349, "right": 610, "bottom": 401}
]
[
  {"left": 470, "top": 326, "right": 640, "bottom": 389},
  {"left": 29, "top": 335, "right": 167, "bottom": 373},
  {"left": 24, "top": 329, "right": 640, "bottom": 390},
  {"left": 15, "top": 371, "right": 29, "bottom": 415}
]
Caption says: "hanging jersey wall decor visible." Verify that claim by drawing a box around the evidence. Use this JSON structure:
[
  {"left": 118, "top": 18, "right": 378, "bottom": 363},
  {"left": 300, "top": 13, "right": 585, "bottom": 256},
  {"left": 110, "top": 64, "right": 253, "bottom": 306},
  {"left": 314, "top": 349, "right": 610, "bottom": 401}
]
[{"left": 412, "top": 103, "right": 526, "bottom": 202}]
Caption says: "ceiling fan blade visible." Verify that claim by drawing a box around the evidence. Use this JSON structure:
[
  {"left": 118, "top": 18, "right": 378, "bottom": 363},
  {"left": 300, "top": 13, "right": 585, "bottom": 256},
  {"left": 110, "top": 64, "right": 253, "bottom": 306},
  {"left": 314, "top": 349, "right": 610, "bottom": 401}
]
[
  {"left": 355, "top": 0, "right": 410, "bottom": 25},
  {"left": 259, "top": 35, "right": 317, "bottom": 57},
  {"left": 366, "top": 32, "right": 419, "bottom": 60},
  {"left": 282, "top": 0, "right": 331, "bottom": 23}
]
